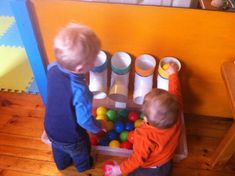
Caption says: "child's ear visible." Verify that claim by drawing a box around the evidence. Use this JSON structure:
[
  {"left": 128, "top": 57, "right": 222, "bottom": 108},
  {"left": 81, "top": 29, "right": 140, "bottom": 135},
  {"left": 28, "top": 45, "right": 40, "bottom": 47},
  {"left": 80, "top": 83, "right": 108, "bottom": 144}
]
[{"left": 74, "top": 65, "right": 84, "bottom": 74}]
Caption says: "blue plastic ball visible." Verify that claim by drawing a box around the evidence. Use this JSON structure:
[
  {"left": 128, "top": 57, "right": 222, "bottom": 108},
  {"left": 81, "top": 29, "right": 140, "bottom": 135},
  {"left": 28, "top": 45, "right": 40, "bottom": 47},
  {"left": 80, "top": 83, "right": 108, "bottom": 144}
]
[
  {"left": 114, "top": 121, "right": 124, "bottom": 133},
  {"left": 107, "top": 130, "right": 119, "bottom": 140},
  {"left": 125, "top": 121, "right": 134, "bottom": 131},
  {"left": 98, "top": 136, "right": 109, "bottom": 146}
]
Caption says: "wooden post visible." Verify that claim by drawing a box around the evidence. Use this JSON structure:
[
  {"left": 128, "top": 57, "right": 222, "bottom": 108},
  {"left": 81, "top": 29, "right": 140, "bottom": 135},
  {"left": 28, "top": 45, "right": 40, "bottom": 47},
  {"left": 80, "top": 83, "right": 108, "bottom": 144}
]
[{"left": 207, "top": 62, "right": 235, "bottom": 168}]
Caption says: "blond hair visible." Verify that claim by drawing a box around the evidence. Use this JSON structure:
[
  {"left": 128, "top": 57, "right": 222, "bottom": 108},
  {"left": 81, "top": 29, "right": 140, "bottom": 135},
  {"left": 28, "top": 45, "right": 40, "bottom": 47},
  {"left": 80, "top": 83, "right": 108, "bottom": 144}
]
[
  {"left": 142, "top": 89, "right": 179, "bottom": 129},
  {"left": 53, "top": 23, "right": 101, "bottom": 72}
]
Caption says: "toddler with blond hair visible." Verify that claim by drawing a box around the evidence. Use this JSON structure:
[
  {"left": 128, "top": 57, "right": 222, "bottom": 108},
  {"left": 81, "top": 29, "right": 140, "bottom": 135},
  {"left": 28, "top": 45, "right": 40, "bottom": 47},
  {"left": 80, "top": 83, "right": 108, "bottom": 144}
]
[{"left": 43, "top": 23, "right": 103, "bottom": 172}]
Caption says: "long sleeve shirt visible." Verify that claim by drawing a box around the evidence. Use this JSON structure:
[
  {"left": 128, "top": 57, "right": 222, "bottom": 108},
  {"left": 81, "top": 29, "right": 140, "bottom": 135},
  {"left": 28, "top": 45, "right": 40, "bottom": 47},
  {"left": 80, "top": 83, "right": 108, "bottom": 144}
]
[
  {"left": 44, "top": 62, "right": 101, "bottom": 143},
  {"left": 120, "top": 73, "right": 182, "bottom": 174}
]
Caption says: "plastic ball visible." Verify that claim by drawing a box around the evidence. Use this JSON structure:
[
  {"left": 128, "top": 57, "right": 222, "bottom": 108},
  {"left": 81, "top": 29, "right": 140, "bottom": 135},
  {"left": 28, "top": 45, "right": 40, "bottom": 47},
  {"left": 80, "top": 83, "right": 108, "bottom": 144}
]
[
  {"left": 106, "top": 121, "right": 114, "bottom": 131},
  {"left": 89, "top": 134, "right": 98, "bottom": 146},
  {"left": 92, "top": 108, "right": 97, "bottom": 117},
  {"left": 106, "top": 110, "right": 117, "bottom": 121},
  {"left": 96, "top": 129, "right": 106, "bottom": 140},
  {"left": 120, "top": 141, "right": 133, "bottom": 149},
  {"left": 140, "top": 113, "right": 144, "bottom": 120},
  {"left": 107, "top": 130, "right": 119, "bottom": 140},
  {"left": 128, "top": 112, "right": 139, "bottom": 122},
  {"left": 125, "top": 121, "right": 134, "bottom": 131},
  {"left": 96, "top": 106, "right": 107, "bottom": 116},
  {"left": 96, "top": 115, "right": 106, "bottom": 120},
  {"left": 120, "top": 131, "right": 128, "bottom": 141},
  {"left": 134, "top": 119, "right": 143, "bottom": 128},
  {"left": 98, "top": 136, "right": 110, "bottom": 146},
  {"left": 102, "top": 160, "right": 115, "bottom": 174},
  {"left": 127, "top": 131, "right": 134, "bottom": 144},
  {"left": 163, "top": 63, "right": 169, "bottom": 70},
  {"left": 109, "top": 140, "right": 120, "bottom": 148},
  {"left": 118, "top": 109, "right": 128, "bottom": 118},
  {"left": 114, "top": 121, "right": 124, "bottom": 133}
]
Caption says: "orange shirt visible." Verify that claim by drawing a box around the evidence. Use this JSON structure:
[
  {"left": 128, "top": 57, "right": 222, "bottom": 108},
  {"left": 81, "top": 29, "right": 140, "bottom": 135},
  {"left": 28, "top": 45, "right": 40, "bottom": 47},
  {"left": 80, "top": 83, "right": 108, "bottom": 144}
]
[{"left": 120, "top": 73, "right": 182, "bottom": 174}]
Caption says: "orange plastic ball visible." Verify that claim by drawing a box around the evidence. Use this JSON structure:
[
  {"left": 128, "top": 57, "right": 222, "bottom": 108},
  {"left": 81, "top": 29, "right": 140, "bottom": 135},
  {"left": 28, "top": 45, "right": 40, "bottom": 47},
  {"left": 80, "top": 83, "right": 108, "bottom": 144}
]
[{"left": 106, "top": 121, "right": 114, "bottom": 131}]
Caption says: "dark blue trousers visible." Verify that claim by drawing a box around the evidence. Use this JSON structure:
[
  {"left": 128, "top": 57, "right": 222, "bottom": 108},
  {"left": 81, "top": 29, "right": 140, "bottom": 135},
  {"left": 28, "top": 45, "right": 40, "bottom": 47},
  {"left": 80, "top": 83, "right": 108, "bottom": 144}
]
[
  {"left": 50, "top": 134, "right": 93, "bottom": 172},
  {"left": 128, "top": 160, "right": 172, "bottom": 176}
]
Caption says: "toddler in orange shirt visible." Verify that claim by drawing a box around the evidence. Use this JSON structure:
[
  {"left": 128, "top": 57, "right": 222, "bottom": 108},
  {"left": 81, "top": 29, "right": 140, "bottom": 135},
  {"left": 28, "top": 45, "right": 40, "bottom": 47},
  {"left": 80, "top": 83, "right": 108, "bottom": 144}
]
[{"left": 105, "top": 63, "right": 182, "bottom": 176}]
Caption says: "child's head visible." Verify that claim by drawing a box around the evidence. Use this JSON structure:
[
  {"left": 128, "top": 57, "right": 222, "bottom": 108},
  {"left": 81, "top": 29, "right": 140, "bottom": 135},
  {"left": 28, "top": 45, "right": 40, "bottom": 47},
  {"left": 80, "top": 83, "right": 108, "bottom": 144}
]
[
  {"left": 142, "top": 88, "right": 179, "bottom": 129},
  {"left": 53, "top": 23, "right": 101, "bottom": 73}
]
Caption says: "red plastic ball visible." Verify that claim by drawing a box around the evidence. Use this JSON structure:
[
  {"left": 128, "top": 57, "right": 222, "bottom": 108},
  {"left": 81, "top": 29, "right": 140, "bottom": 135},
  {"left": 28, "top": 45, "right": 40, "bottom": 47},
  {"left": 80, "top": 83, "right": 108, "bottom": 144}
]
[
  {"left": 128, "top": 112, "right": 139, "bottom": 122},
  {"left": 127, "top": 131, "right": 134, "bottom": 144},
  {"left": 92, "top": 108, "right": 97, "bottom": 117},
  {"left": 89, "top": 134, "right": 98, "bottom": 146},
  {"left": 120, "top": 141, "right": 133, "bottom": 149}
]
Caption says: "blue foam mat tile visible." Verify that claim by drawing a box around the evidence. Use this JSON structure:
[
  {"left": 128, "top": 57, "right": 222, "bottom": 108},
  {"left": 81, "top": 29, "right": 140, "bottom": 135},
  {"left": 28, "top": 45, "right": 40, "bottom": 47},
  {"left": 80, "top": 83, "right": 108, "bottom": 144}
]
[
  {"left": 26, "top": 78, "right": 39, "bottom": 94},
  {"left": 0, "top": 22, "right": 23, "bottom": 47},
  {"left": 0, "top": 1, "right": 13, "bottom": 16}
]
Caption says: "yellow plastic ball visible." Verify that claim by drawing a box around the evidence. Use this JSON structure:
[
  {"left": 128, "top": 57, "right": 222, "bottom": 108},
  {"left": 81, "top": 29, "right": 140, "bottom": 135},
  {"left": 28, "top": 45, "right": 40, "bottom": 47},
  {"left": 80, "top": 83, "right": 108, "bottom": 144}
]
[
  {"left": 96, "top": 115, "right": 106, "bottom": 120},
  {"left": 109, "top": 140, "right": 120, "bottom": 148},
  {"left": 96, "top": 106, "right": 107, "bottom": 116},
  {"left": 134, "top": 119, "right": 143, "bottom": 128},
  {"left": 163, "top": 63, "right": 169, "bottom": 70},
  {"left": 106, "top": 121, "right": 114, "bottom": 131}
]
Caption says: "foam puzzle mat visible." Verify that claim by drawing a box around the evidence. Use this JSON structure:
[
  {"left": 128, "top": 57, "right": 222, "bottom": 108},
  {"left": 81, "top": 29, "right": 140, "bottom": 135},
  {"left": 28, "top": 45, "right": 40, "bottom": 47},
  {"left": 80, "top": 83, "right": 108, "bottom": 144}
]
[
  {"left": 0, "top": 23, "right": 23, "bottom": 47},
  {"left": 0, "top": 1, "right": 13, "bottom": 16},
  {"left": 0, "top": 16, "right": 14, "bottom": 38},
  {"left": 0, "top": 46, "right": 33, "bottom": 92},
  {"left": 0, "top": 0, "right": 39, "bottom": 94}
]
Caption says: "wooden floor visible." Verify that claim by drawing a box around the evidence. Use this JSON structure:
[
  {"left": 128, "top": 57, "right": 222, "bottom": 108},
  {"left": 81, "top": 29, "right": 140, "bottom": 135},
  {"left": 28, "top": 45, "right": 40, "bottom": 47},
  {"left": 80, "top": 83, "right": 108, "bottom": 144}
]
[{"left": 0, "top": 92, "right": 235, "bottom": 176}]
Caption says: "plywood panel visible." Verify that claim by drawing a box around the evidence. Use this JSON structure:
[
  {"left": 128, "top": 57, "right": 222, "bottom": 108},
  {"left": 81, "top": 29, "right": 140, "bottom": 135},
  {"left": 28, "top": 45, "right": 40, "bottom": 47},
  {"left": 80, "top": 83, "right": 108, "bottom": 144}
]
[{"left": 29, "top": 0, "right": 235, "bottom": 117}]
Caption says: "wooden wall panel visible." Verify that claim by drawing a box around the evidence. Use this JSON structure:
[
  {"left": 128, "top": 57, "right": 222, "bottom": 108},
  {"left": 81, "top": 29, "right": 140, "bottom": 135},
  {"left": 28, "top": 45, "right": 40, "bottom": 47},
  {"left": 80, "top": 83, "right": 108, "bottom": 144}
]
[{"left": 29, "top": 0, "right": 235, "bottom": 117}]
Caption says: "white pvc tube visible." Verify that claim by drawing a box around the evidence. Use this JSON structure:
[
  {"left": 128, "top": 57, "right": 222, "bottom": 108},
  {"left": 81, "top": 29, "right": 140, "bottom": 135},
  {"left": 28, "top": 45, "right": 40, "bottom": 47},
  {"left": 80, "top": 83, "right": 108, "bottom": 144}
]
[
  {"left": 109, "top": 52, "right": 132, "bottom": 102},
  {"left": 157, "top": 56, "right": 181, "bottom": 90},
  {"left": 110, "top": 71, "right": 130, "bottom": 102},
  {"left": 133, "top": 54, "right": 156, "bottom": 105},
  {"left": 157, "top": 74, "right": 169, "bottom": 91},
  {"left": 89, "top": 51, "right": 108, "bottom": 99},
  {"left": 134, "top": 74, "right": 154, "bottom": 104}
]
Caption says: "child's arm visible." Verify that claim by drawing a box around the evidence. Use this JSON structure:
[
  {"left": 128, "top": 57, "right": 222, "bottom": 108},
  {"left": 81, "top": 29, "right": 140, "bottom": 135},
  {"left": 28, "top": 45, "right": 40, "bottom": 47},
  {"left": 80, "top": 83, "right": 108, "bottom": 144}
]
[
  {"left": 167, "top": 63, "right": 183, "bottom": 108},
  {"left": 73, "top": 89, "right": 102, "bottom": 134},
  {"left": 119, "top": 131, "right": 156, "bottom": 175}
]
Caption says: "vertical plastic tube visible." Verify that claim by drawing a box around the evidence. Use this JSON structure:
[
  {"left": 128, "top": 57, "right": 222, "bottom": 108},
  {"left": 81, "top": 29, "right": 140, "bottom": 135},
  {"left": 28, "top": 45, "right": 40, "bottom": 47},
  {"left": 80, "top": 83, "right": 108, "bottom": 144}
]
[
  {"left": 89, "top": 51, "right": 108, "bottom": 99},
  {"left": 133, "top": 54, "right": 156, "bottom": 105},
  {"left": 157, "top": 56, "right": 181, "bottom": 90},
  {"left": 109, "top": 52, "right": 132, "bottom": 102}
]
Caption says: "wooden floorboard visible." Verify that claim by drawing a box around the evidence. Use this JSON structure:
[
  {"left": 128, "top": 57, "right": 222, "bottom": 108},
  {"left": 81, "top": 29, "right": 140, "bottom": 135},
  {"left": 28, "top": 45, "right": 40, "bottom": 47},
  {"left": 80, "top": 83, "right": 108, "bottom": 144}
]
[{"left": 0, "top": 92, "right": 235, "bottom": 175}]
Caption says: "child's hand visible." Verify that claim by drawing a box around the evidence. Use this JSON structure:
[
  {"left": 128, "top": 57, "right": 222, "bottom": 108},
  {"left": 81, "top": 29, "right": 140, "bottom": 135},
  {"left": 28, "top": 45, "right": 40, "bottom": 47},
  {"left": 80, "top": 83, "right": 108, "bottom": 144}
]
[
  {"left": 166, "top": 62, "right": 178, "bottom": 75},
  {"left": 104, "top": 164, "right": 121, "bottom": 176},
  {"left": 95, "top": 129, "right": 106, "bottom": 140}
]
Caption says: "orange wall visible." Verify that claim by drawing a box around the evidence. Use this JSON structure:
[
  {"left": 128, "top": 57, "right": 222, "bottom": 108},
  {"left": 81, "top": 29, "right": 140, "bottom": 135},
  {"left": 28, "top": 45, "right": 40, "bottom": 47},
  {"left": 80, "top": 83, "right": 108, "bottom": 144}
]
[{"left": 30, "top": 0, "right": 235, "bottom": 117}]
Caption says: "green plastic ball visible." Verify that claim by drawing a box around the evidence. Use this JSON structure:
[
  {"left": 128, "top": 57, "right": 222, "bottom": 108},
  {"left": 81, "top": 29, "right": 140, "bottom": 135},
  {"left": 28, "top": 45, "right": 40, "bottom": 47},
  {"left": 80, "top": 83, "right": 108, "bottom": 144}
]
[
  {"left": 140, "top": 113, "right": 145, "bottom": 120},
  {"left": 106, "top": 110, "right": 117, "bottom": 121},
  {"left": 118, "top": 109, "right": 128, "bottom": 118},
  {"left": 120, "top": 131, "right": 128, "bottom": 142}
]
